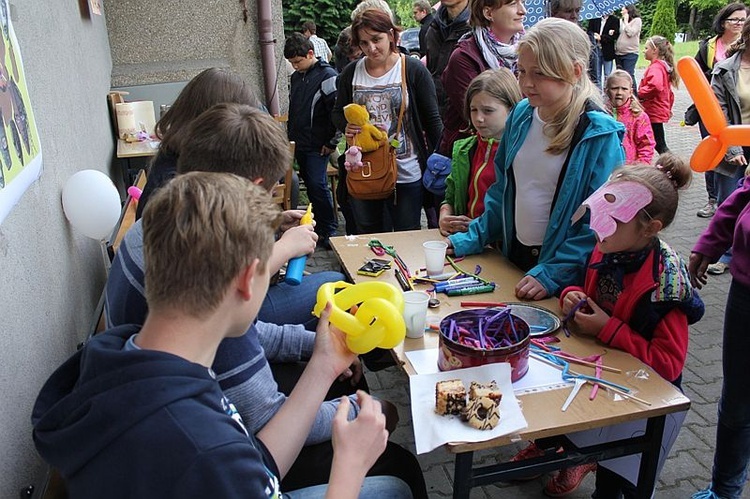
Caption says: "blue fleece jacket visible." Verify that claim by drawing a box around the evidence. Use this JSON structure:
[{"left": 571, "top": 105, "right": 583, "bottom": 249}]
[
  {"left": 449, "top": 99, "right": 625, "bottom": 295},
  {"left": 32, "top": 326, "right": 282, "bottom": 498}
]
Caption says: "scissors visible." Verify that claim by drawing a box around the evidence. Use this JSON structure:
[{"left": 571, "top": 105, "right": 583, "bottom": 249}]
[{"left": 368, "top": 239, "right": 395, "bottom": 257}]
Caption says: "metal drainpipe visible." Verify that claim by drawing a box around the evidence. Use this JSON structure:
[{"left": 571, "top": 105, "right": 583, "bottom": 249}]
[{"left": 256, "top": 0, "right": 280, "bottom": 116}]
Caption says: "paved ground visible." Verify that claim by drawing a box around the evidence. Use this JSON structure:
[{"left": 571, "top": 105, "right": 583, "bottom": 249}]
[{"left": 306, "top": 73, "right": 748, "bottom": 498}]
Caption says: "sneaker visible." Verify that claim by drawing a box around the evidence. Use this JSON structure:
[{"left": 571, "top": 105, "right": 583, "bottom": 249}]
[
  {"left": 543, "top": 463, "right": 597, "bottom": 497},
  {"left": 508, "top": 442, "right": 546, "bottom": 481},
  {"left": 697, "top": 201, "right": 717, "bottom": 218},
  {"left": 692, "top": 487, "right": 724, "bottom": 499},
  {"left": 707, "top": 262, "right": 729, "bottom": 275}
]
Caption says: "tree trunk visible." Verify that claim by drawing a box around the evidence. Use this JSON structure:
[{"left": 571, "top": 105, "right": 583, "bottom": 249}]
[{"left": 688, "top": 7, "right": 697, "bottom": 41}]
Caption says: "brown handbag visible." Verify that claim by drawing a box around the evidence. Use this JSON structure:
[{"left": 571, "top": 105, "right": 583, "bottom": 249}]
[{"left": 346, "top": 55, "right": 407, "bottom": 201}]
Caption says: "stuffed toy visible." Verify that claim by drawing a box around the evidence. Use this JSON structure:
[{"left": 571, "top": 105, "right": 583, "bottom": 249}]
[
  {"left": 343, "top": 103, "right": 387, "bottom": 153},
  {"left": 344, "top": 145, "right": 363, "bottom": 172}
]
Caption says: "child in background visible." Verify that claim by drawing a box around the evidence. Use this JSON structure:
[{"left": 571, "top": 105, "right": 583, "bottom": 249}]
[
  {"left": 605, "top": 69, "right": 655, "bottom": 164},
  {"left": 447, "top": 18, "right": 625, "bottom": 301},
  {"left": 439, "top": 68, "right": 522, "bottom": 236},
  {"left": 284, "top": 33, "right": 341, "bottom": 246},
  {"left": 638, "top": 36, "right": 679, "bottom": 154},
  {"left": 557, "top": 156, "right": 704, "bottom": 497}
]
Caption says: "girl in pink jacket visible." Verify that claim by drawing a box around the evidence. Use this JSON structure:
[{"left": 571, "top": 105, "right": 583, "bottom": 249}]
[
  {"left": 639, "top": 36, "right": 680, "bottom": 154},
  {"left": 606, "top": 70, "right": 655, "bottom": 164}
]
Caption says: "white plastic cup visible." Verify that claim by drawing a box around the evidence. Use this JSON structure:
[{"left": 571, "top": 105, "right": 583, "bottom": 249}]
[
  {"left": 423, "top": 240, "right": 448, "bottom": 277},
  {"left": 403, "top": 291, "right": 430, "bottom": 339}
]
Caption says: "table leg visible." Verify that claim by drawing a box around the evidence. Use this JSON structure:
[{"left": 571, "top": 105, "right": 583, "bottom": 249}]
[
  {"left": 453, "top": 451, "right": 473, "bottom": 499},
  {"left": 635, "top": 414, "right": 666, "bottom": 498}
]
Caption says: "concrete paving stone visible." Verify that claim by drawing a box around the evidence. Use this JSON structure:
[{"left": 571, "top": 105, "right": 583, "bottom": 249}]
[
  {"left": 658, "top": 450, "right": 708, "bottom": 488},
  {"left": 686, "top": 361, "right": 723, "bottom": 385},
  {"left": 670, "top": 425, "right": 712, "bottom": 454}
]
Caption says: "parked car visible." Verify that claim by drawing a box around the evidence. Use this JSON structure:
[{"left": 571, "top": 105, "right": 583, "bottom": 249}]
[{"left": 399, "top": 27, "right": 421, "bottom": 57}]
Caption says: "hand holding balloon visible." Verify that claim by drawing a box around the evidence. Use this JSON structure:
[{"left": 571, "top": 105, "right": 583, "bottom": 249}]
[
  {"left": 677, "top": 57, "right": 750, "bottom": 172},
  {"left": 313, "top": 281, "right": 406, "bottom": 354}
]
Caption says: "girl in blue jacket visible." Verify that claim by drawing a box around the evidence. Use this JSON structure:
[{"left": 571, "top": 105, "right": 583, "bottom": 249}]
[{"left": 447, "top": 18, "right": 625, "bottom": 300}]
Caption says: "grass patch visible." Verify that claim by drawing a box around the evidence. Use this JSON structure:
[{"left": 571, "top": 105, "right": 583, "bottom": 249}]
[{"left": 636, "top": 40, "right": 699, "bottom": 69}]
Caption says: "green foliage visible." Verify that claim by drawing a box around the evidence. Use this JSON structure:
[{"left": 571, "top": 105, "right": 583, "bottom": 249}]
[
  {"left": 283, "top": 0, "right": 358, "bottom": 41},
  {"left": 650, "top": 0, "right": 678, "bottom": 43},
  {"left": 393, "top": 0, "right": 419, "bottom": 28}
]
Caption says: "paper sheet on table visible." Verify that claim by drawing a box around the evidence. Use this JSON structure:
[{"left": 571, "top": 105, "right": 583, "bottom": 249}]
[
  {"left": 405, "top": 348, "right": 572, "bottom": 395},
  {"left": 567, "top": 409, "right": 688, "bottom": 486},
  {"left": 410, "top": 363, "right": 528, "bottom": 454}
]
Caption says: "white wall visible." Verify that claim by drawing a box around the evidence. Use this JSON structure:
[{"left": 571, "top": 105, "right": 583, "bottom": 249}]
[{"left": 0, "top": 1, "right": 114, "bottom": 496}]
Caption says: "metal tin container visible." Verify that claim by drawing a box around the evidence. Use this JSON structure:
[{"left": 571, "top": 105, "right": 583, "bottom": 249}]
[{"left": 437, "top": 309, "right": 531, "bottom": 382}]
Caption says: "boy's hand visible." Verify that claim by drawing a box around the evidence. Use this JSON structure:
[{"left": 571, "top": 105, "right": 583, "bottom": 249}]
[
  {"left": 439, "top": 214, "right": 471, "bottom": 236},
  {"left": 688, "top": 252, "right": 711, "bottom": 289},
  {"left": 572, "top": 298, "right": 609, "bottom": 336},
  {"left": 279, "top": 224, "right": 317, "bottom": 259},
  {"left": 561, "top": 291, "right": 587, "bottom": 315},
  {"left": 332, "top": 392, "right": 388, "bottom": 475},
  {"left": 312, "top": 302, "right": 357, "bottom": 381},
  {"left": 515, "top": 276, "right": 548, "bottom": 300},
  {"left": 280, "top": 209, "right": 316, "bottom": 232}
]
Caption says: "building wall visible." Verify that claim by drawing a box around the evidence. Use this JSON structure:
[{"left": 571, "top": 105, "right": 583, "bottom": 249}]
[
  {"left": 105, "top": 0, "right": 289, "bottom": 113},
  {"left": 2, "top": 0, "right": 287, "bottom": 495},
  {"left": 0, "top": 1, "right": 114, "bottom": 496}
]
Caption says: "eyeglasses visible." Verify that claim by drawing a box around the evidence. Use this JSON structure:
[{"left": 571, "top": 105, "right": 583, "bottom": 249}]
[{"left": 726, "top": 18, "right": 747, "bottom": 25}]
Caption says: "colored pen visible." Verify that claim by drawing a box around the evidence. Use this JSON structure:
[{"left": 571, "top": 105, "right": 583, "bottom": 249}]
[
  {"left": 445, "top": 284, "right": 496, "bottom": 296},
  {"left": 460, "top": 301, "right": 507, "bottom": 308}
]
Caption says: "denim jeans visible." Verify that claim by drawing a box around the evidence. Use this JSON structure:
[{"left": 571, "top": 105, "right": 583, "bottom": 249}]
[
  {"left": 285, "top": 475, "right": 412, "bottom": 499},
  {"left": 589, "top": 45, "right": 602, "bottom": 88},
  {"left": 349, "top": 180, "right": 423, "bottom": 233},
  {"left": 699, "top": 121, "right": 718, "bottom": 202},
  {"left": 260, "top": 270, "right": 346, "bottom": 330},
  {"left": 711, "top": 280, "right": 750, "bottom": 499},
  {"left": 617, "top": 52, "right": 639, "bottom": 94},
  {"left": 296, "top": 150, "right": 338, "bottom": 238}
]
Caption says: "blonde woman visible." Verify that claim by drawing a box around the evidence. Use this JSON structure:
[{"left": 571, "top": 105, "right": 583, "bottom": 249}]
[{"left": 447, "top": 18, "right": 625, "bottom": 301}]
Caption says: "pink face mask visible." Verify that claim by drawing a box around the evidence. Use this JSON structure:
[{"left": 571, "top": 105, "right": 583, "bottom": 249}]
[{"left": 571, "top": 181, "right": 653, "bottom": 240}]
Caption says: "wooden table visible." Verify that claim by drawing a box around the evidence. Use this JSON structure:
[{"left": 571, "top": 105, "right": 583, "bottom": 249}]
[
  {"left": 116, "top": 138, "right": 159, "bottom": 187},
  {"left": 329, "top": 229, "right": 691, "bottom": 499}
]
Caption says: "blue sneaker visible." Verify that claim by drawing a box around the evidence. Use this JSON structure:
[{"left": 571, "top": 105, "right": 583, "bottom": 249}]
[{"left": 692, "top": 487, "right": 723, "bottom": 499}]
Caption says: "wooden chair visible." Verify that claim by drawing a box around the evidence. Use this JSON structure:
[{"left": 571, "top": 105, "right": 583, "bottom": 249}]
[
  {"left": 106, "top": 168, "right": 148, "bottom": 259},
  {"left": 271, "top": 141, "right": 295, "bottom": 211},
  {"left": 86, "top": 169, "right": 148, "bottom": 339}
]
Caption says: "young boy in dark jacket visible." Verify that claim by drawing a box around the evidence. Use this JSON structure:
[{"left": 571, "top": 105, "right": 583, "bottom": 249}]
[
  {"left": 31, "top": 171, "right": 411, "bottom": 498},
  {"left": 284, "top": 33, "right": 341, "bottom": 244}
]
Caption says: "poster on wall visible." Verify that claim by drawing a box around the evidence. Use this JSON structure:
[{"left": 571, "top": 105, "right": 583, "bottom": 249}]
[{"left": 0, "top": 0, "right": 42, "bottom": 224}]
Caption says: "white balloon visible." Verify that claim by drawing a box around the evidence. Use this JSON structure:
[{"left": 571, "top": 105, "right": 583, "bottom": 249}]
[{"left": 62, "top": 170, "right": 121, "bottom": 240}]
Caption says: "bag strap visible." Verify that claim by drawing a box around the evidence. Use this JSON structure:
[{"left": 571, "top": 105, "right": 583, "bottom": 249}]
[{"left": 394, "top": 54, "right": 407, "bottom": 142}]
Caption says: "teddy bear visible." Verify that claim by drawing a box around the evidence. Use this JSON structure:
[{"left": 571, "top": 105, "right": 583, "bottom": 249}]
[
  {"left": 344, "top": 145, "right": 363, "bottom": 172},
  {"left": 343, "top": 103, "right": 388, "bottom": 153}
]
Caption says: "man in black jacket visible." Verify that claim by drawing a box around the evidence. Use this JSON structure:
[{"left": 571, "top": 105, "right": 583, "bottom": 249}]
[
  {"left": 588, "top": 14, "right": 620, "bottom": 88},
  {"left": 412, "top": 0, "right": 434, "bottom": 57},
  {"left": 423, "top": 0, "right": 470, "bottom": 117}
]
